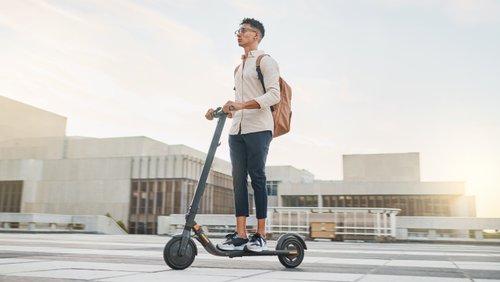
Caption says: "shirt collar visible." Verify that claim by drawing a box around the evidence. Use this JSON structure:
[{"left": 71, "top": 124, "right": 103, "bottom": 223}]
[{"left": 241, "top": 49, "right": 265, "bottom": 60}]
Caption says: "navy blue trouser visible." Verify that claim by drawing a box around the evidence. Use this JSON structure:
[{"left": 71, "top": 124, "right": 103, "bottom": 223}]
[{"left": 229, "top": 130, "right": 272, "bottom": 219}]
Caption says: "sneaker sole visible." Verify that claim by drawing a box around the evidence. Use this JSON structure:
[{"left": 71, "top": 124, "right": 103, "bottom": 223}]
[
  {"left": 217, "top": 245, "right": 246, "bottom": 251},
  {"left": 244, "top": 246, "right": 268, "bottom": 252}
]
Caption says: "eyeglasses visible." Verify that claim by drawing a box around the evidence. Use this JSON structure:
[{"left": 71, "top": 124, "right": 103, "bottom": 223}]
[{"left": 234, "top": 27, "right": 258, "bottom": 35}]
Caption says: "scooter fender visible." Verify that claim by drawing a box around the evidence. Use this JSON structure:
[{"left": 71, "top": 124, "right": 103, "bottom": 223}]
[
  {"left": 276, "top": 233, "right": 307, "bottom": 250},
  {"left": 171, "top": 233, "right": 198, "bottom": 256}
]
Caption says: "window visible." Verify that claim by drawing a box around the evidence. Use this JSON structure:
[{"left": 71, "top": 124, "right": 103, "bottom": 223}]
[
  {"left": 0, "top": 181, "right": 23, "bottom": 212},
  {"left": 266, "top": 180, "right": 280, "bottom": 196},
  {"left": 282, "top": 195, "right": 317, "bottom": 207},
  {"left": 128, "top": 176, "right": 236, "bottom": 235},
  {"left": 317, "top": 194, "right": 454, "bottom": 216},
  {"left": 345, "top": 196, "right": 353, "bottom": 207}
]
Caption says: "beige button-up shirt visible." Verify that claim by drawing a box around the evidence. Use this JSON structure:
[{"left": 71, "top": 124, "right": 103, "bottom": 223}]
[{"left": 230, "top": 50, "right": 281, "bottom": 135}]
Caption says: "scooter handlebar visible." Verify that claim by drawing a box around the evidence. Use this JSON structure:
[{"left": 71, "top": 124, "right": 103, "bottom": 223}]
[{"left": 212, "top": 106, "right": 235, "bottom": 118}]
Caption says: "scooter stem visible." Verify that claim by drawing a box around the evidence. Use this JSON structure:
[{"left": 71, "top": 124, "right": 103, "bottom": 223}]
[{"left": 178, "top": 109, "right": 227, "bottom": 256}]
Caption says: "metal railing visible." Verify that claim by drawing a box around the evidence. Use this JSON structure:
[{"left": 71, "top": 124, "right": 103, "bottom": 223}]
[
  {"left": 160, "top": 207, "right": 400, "bottom": 240},
  {"left": 0, "top": 213, "right": 127, "bottom": 234},
  {"left": 266, "top": 207, "right": 400, "bottom": 239}
]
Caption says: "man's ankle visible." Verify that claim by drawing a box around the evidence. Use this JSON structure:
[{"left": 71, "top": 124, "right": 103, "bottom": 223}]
[{"left": 255, "top": 232, "right": 266, "bottom": 238}]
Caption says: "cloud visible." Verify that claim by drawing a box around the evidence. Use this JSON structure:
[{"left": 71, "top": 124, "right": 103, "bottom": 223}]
[
  {"left": 443, "top": 0, "right": 500, "bottom": 26},
  {"left": 375, "top": 0, "right": 500, "bottom": 26},
  {"left": 374, "top": 0, "right": 438, "bottom": 9},
  {"left": 0, "top": 0, "right": 229, "bottom": 142}
]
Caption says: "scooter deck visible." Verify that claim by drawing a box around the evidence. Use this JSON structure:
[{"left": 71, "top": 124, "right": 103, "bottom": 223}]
[{"left": 220, "top": 249, "right": 298, "bottom": 258}]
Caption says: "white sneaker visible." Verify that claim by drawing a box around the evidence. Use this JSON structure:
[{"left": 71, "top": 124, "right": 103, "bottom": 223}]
[
  {"left": 216, "top": 232, "right": 249, "bottom": 251},
  {"left": 245, "top": 233, "right": 267, "bottom": 252}
]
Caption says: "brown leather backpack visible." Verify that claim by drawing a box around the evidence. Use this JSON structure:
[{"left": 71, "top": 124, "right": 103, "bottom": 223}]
[{"left": 234, "top": 54, "right": 292, "bottom": 138}]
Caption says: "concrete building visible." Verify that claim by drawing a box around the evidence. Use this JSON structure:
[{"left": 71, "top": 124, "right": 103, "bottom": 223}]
[
  {"left": 274, "top": 152, "right": 483, "bottom": 240},
  {"left": 0, "top": 96, "right": 66, "bottom": 142},
  {"left": 278, "top": 153, "right": 476, "bottom": 218},
  {"left": 0, "top": 96, "right": 238, "bottom": 234},
  {"left": 265, "top": 166, "right": 314, "bottom": 207},
  {"left": 3, "top": 96, "right": 495, "bottom": 240}
]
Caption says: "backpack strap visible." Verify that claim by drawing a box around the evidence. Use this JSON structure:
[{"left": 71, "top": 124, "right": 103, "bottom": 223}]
[
  {"left": 256, "top": 54, "right": 275, "bottom": 112},
  {"left": 256, "top": 54, "right": 269, "bottom": 93},
  {"left": 234, "top": 55, "right": 272, "bottom": 107}
]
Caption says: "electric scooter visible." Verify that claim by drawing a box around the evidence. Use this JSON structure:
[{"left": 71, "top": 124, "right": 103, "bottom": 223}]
[{"left": 163, "top": 107, "right": 306, "bottom": 270}]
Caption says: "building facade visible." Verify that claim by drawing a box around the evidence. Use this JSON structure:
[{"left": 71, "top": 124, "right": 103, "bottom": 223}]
[
  {"left": 1, "top": 97, "right": 480, "bottom": 238},
  {"left": 276, "top": 153, "right": 476, "bottom": 218},
  {"left": 0, "top": 97, "right": 248, "bottom": 234}
]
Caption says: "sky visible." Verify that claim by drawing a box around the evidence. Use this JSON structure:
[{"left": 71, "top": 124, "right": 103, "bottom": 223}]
[{"left": 1, "top": 0, "right": 499, "bottom": 217}]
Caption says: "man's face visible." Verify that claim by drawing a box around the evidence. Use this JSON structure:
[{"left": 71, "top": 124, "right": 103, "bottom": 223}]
[{"left": 236, "top": 23, "right": 259, "bottom": 47}]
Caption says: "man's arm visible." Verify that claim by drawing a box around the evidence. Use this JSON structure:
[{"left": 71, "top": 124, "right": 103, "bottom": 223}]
[
  {"left": 253, "top": 56, "right": 280, "bottom": 107},
  {"left": 223, "top": 100, "right": 260, "bottom": 114}
]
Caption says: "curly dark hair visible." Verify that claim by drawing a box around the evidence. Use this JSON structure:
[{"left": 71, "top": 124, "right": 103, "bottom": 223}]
[{"left": 240, "top": 18, "right": 265, "bottom": 39}]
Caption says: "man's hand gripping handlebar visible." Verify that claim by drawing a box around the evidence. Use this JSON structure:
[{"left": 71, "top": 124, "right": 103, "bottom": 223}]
[{"left": 205, "top": 106, "right": 235, "bottom": 120}]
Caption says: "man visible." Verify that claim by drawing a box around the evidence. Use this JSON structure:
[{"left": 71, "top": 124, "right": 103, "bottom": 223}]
[{"left": 205, "top": 18, "right": 280, "bottom": 252}]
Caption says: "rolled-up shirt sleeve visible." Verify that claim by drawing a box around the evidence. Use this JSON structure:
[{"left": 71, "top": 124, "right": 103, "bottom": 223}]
[{"left": 254, "top": 56, "right": 281, "bottom": 108}]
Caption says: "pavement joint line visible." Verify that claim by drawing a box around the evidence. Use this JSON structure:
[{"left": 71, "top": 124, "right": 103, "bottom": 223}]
[
  {"left": 39, "top": 269, "right": 139, "bottom": 281},
  {"left": 353, "top": 253, "right": 393, "bottom": 282},
  {"left": 4, "top": 267, "right": 104, "bottom": 276},
  {"left": 92, "top": 269, "right": 170, "bottom": 282},
  {"left": 0, "top": 259, "right": 43, "bottom": 265},
  {"left": 0, "top": 238, "right": 162, "bottom": 248},
  {"left": 223, "top": 269, "right": 275, "bottom": 282},
  {"left": 449, "top": 258, "right": 475, "bottom": 282}
]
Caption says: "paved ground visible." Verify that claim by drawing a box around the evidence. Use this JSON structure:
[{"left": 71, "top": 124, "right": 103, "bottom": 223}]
[{"left": 0, "top": 233, "right": 499, "bottom": 281}]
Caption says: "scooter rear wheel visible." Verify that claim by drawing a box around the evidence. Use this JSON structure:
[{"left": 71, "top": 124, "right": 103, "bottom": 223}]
[
  {"left": 163, "top": 237, "right": 197, "bottom": 270},
  {"left": 277, "top": 236, "right": 305, "bottom": 268}
]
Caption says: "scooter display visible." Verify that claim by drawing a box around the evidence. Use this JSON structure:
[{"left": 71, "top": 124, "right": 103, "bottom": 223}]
[{"left": 163, "top": 107, "right": 306, "bottom": 270}]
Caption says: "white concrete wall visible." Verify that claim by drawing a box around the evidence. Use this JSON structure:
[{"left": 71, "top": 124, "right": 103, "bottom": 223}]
[
  {"left": 268, "top": 195, "right": 278, "bottom": 207},
  {"left": 25, "top": 157, "right": 133, "bottom": 222},
  {"left": 66, "top": 139, "right": 231, "bottom": 176},
  {"left": 397, "top": 216, "right": 500, "bottom": 230},
  {"left": 67, "top": 137, "right": 170, "bottom": 159},
  {"left": 0, "top": 159, "right": 43, "bottom": 181},
  {"left": 396, "top": 216, "right": 500, "bottom": 240},
  {"left": 0, "top": 159, "right": 44, "bottom": 212},
  {"left": 0, "top": 96, "right": 66, "bottom": 142},
  {"left": 450, "top": 195, "right": 477, "bottom": 217},
  {"left": 343, "top": 153, "right": 420, "bottom": 182},
  {"left": 0, "top": 213, "right": 127, "bottom": 234},
  {"left": 0, "top": 135, "right": 235, "bottom": 226},
  {"left": 266, "top": 166, "right": 314, "bottom": 183},
  {"left": 168, "top": 144, "right": 231, "bottom": 176},
  {"left": 278, "top": 180, "right": 465, "bottom": 196},
  {"left": 157, "top": 214, "right": 257, "bottom": 235},
  {"left": 0, "top": 137, "right": 65, "bottom": 160}
]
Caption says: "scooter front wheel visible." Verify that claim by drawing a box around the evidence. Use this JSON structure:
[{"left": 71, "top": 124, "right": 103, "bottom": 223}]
[
  {"left": 276, "top": 236, "right": 305, "bottom": 268},
  {"left": 163, "top": 237, "right": 197, "bottom": 270}
]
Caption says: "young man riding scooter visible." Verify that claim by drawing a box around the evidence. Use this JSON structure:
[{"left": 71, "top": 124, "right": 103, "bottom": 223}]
[{"left": 205, "top": 18, "right": 280, "bottom": 252}]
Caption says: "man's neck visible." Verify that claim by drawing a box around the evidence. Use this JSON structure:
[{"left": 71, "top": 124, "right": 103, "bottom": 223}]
[{"left": 243, "top": 45, "right": 258, "bottom": 57}]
